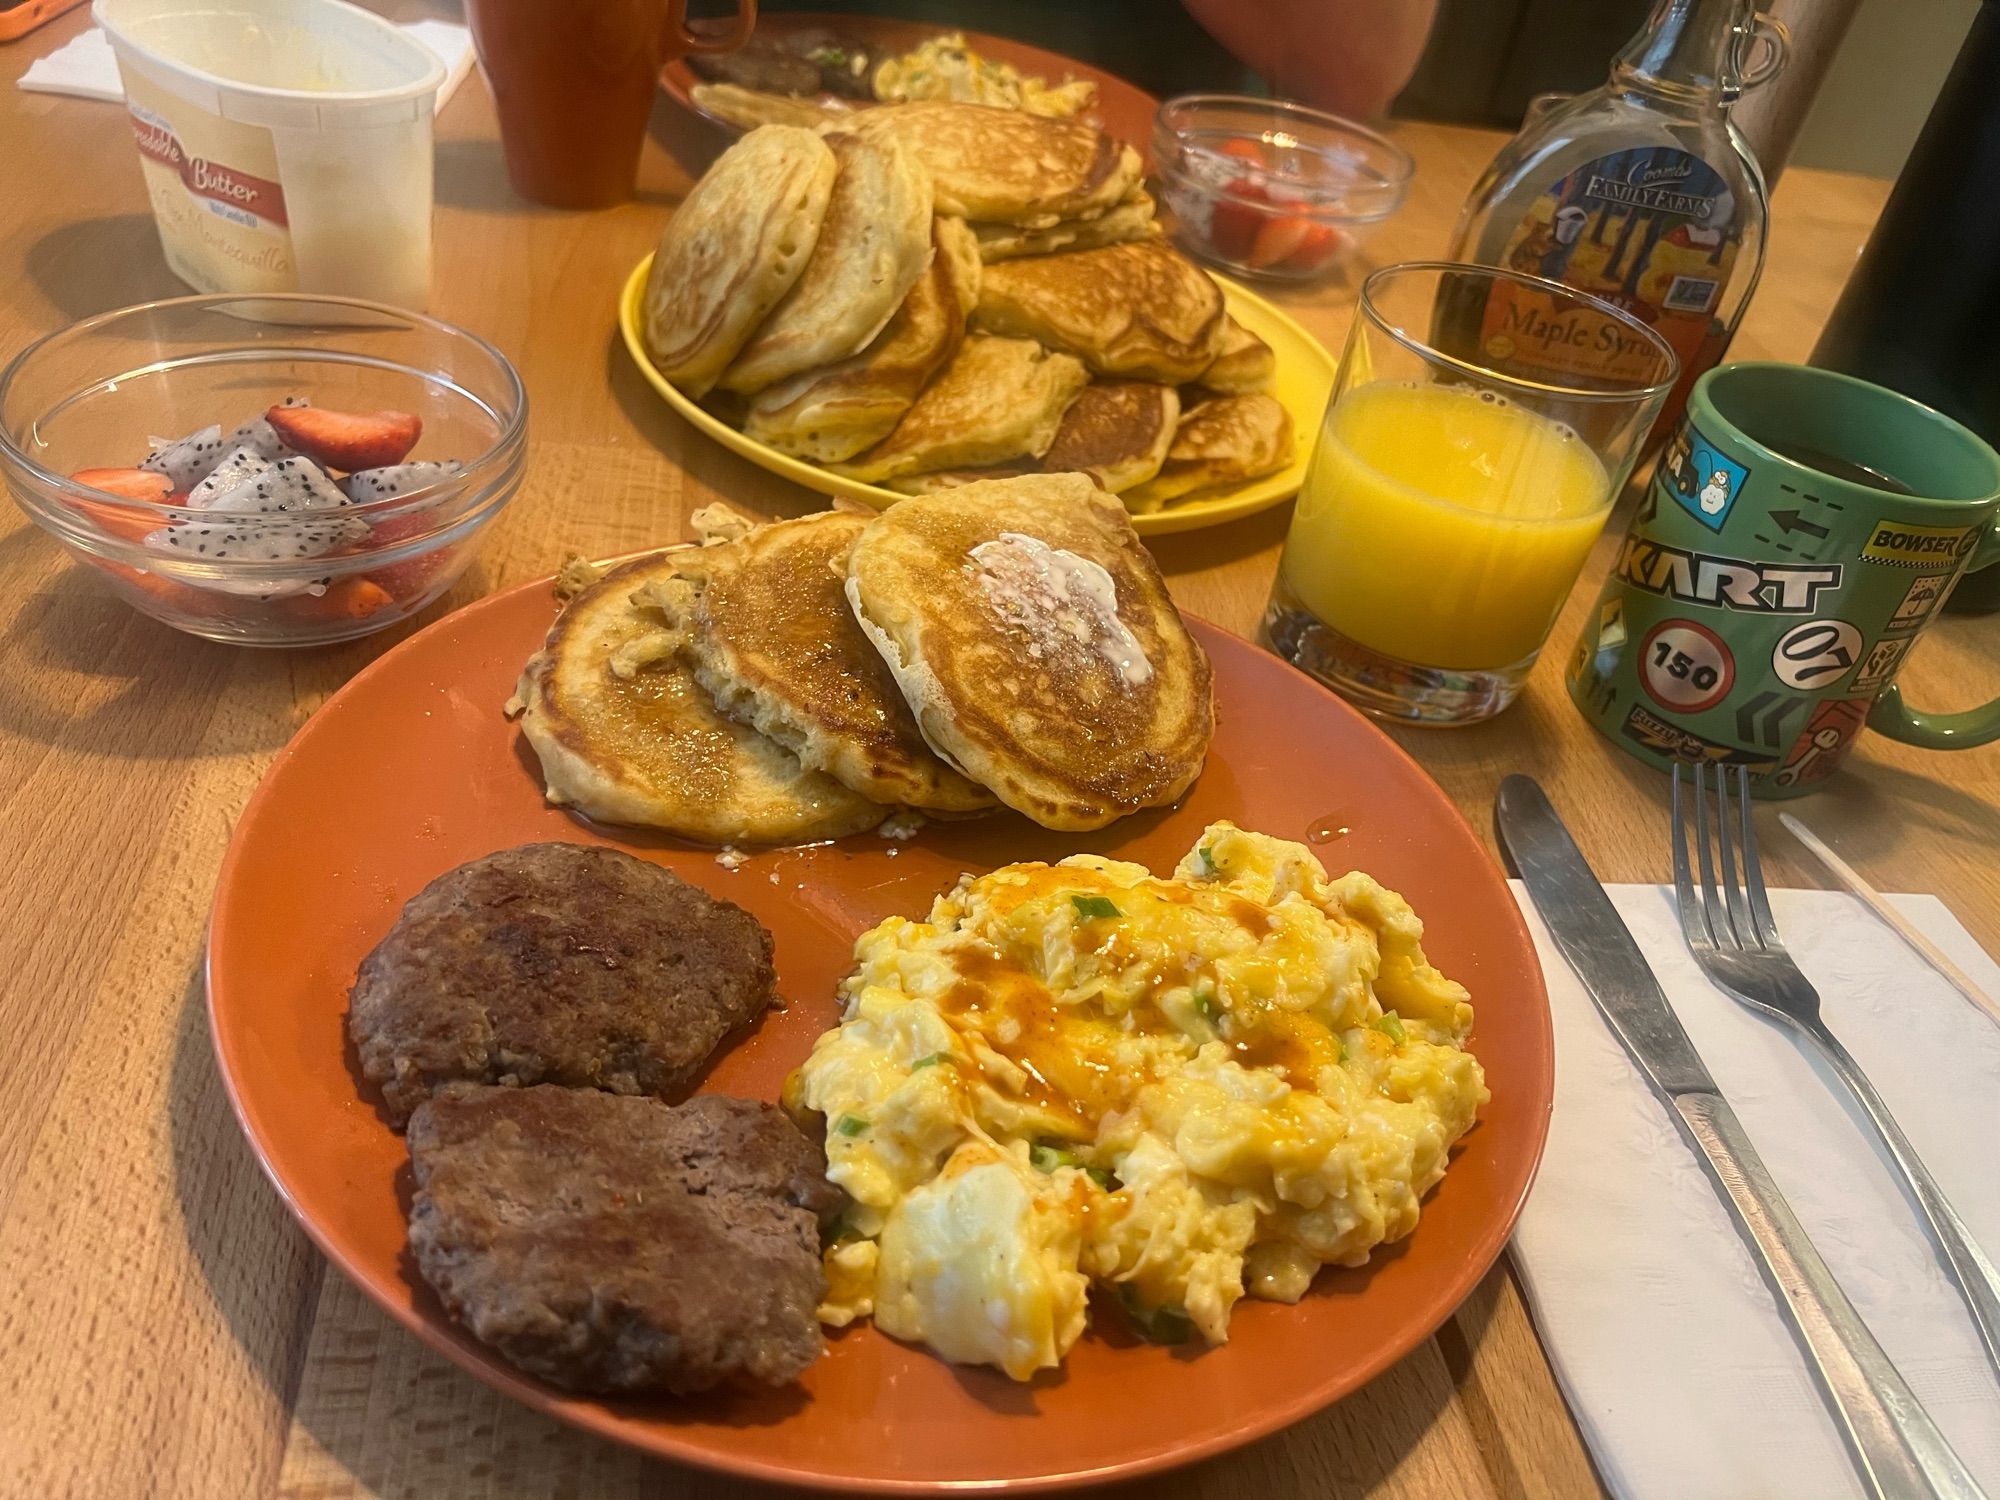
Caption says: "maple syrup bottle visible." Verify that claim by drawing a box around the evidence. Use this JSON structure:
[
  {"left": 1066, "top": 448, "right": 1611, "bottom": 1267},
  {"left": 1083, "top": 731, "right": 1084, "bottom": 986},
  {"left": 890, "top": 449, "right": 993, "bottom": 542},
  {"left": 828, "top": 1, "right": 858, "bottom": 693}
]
[{"left": 1442, "top": 0, "right": 1788, "bottom": 441}]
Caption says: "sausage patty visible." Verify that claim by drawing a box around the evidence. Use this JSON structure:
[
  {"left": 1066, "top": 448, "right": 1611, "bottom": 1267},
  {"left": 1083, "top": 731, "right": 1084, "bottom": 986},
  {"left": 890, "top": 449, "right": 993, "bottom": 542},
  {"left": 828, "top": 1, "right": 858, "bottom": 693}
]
[
  {"left": 349, "top": 843, "right": 775, "bottom": 1125},
  {"left": 407, "top": 1084, "right": 839, "bottom": 1393}
]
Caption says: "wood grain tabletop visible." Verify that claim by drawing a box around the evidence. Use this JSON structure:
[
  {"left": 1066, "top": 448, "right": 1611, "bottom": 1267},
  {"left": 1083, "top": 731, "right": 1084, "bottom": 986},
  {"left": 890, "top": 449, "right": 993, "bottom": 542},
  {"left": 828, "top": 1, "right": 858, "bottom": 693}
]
[{"left": 3, "top": 6, "right": 1994, "bottom": 1498}]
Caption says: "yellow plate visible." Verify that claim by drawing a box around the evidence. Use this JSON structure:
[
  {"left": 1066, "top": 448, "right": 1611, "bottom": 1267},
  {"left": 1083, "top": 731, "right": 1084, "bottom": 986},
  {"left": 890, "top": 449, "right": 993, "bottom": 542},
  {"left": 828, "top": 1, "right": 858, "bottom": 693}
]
[{"left": 616, "top": 254, "right": 1337, "bottom": 536}]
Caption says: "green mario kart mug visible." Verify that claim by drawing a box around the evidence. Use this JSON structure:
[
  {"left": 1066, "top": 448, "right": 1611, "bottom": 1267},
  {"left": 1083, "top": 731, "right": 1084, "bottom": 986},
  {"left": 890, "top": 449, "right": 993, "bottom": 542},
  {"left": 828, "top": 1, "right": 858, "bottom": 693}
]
[{"left": 1569, "top": 362, "right": 2000, "bottom": 796}]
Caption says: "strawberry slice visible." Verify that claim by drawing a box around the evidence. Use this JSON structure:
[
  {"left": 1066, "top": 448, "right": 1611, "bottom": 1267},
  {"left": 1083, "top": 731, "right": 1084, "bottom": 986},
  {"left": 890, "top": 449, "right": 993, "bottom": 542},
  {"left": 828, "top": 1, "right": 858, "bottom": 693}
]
[
  {"left": 72, "top": 467, "right": 172, "bottom": 501},
  {"left": 350, "top": 511, "right": 452, "bottom": 602},
  {"left": 265, "top": 406, "right": 421, "bottom": 471},
  {"left": 367, "top": 553, "right": 450, "bottom": 603},
  {"left": 287, "top": 577, "right": 396, "bottom": 621},
  {"left": 1208, "top": 178, "right": 1272, "bottom": 264},
  {"left": 368, "top": 549, "right": 451, "bottom": 602},
  {"left": 1247, "top": 214, "right": 1314, "bottom": 270},
  {"left": 1219, "top": 138, "right": 1269, "bottom": 167},
  {"left": 69, "top": 468, "right": 175, "bottom": 541},
  {"left": 1282, "top": 223, "right": 1350, "bottom": 273}
]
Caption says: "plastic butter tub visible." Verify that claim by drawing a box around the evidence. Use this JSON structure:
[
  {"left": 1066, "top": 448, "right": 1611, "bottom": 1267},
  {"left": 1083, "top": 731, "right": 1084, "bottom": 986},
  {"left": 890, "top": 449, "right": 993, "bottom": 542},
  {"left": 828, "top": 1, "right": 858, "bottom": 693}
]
[{"left": 95, "top": 0, "right": 444, "bottom": 309}]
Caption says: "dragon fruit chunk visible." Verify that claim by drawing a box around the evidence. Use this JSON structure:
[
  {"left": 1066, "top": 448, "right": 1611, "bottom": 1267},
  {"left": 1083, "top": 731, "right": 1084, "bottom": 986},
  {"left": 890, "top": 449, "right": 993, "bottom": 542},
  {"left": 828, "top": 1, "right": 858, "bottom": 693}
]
[
  {"left": 139, "top": 513, "right": 357, "bottom": 596},
  {"left": 145, "top": 517, "right": 362, "bottom": 563},
  {"left": 211, "top": 455, "right": 352, "bottom": 517},
  {"left": 187, "top": 444, "right": 277, "bottom": 506},
  {"left": 339, "top": 460, "right": 464, "bottom": 502},
  {"left": 225, "top": 395, "right": 307, "bottom": 461},
  {"left": 139, "top": 424, "right": 227, "bottom": 489},
  {"left": 142, "top": 452, "right": 366, "bottom": 591},
  {"left": 213, "top": 456, "right": 367, "bottom": 551}
]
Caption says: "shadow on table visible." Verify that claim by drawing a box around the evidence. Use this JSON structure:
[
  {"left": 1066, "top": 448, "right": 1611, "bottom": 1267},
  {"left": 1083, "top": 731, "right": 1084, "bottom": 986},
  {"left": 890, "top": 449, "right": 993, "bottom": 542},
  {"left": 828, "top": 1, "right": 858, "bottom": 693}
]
[
  {"left": 165, "top": 964, "right": 325, "bottom": 1421},
  {"left": 1434, "top": 1264, "right": 1606, "bottom": 1499},
  {"left": 433, "top": 138, "right": 683, "bottom": 217},
  {"left": 1147, "top": 503, "right": 1295, "bottom": 580},
  {"left": 435, "top": 92, "right": 695, "bottom": 216},
  {"left": 22, "top": 214, "right": 186, "bottom": 324},
  {"left": 1141, "top": 1341, "right": 1462, "bottom": 1498},
  {"left": 0, "top": 528, "right": 269, "bottom": 757},
  {"left": 1790, "top": 753, "right": 2000, "bottom": 865},
  {"left": 0, "top": 524, "right": 474, "bottom": 758},
  {"left": 434, "top": 136, "right": 536, "bottom": 216},
  {"left": 604, "top": 333, "right": 825, "bottom": 527},
  {"left": 649, "top": 86, "right": 731, "bottom": 190}
]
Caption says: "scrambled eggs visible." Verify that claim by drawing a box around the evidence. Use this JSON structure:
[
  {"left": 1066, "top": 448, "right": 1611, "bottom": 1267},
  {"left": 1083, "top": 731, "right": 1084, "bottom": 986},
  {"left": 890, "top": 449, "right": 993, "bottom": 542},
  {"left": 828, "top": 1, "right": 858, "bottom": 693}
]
[
  {"left": 789, "top": 823, "right": 1489, "bottom": 1379},
  {"left": 873, "top": 33, "right": 1098, "bottom": 118}
]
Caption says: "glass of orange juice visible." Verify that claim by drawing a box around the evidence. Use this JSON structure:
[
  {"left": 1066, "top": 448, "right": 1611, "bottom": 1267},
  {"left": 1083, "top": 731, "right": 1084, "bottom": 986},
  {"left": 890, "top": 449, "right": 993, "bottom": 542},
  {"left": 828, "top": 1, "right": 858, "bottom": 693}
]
[{"left": 1264, "top": 262, "right": 1677, "bottom": 724}]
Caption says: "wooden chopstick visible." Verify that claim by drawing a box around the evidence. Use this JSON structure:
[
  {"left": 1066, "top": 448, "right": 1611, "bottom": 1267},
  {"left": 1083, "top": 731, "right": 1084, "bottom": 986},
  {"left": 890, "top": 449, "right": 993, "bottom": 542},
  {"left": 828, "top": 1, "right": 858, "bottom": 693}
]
[{"left": 1779, "top": 811, "right": 2000, "bottom": 1030}]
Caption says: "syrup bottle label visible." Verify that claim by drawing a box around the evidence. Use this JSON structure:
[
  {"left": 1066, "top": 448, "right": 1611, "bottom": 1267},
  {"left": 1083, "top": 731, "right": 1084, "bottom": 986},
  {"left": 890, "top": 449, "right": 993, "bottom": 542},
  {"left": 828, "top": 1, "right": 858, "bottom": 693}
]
[{"left": 1477, "top": 146, "right": 1741, "bottom": 416}]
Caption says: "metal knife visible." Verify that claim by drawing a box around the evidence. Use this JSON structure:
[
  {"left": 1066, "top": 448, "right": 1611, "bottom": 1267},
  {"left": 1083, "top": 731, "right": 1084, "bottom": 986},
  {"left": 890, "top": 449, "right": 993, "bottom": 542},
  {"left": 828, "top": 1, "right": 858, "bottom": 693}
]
[{"left": 1494, "top": 775, "right": 1985, "bottom": 1500}]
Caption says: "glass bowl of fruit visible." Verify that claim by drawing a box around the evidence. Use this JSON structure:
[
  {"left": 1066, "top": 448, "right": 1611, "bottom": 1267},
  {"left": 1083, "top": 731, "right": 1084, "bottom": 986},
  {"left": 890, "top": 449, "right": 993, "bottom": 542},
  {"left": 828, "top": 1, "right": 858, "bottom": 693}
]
[
  {"left": 0, "top": 293, "right": 527, "bottom": 646},
  {"left": 1153, "top": 94, "right": 1413, "bottom": 283}
]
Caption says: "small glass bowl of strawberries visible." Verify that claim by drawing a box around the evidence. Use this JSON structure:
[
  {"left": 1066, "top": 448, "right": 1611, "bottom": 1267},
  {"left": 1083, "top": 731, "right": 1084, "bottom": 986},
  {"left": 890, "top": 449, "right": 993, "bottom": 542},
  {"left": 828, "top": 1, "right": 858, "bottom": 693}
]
[
  {"left": 1153, "top": 94, "right": 1414, "bottom": 284},
  {"left": 0, "top": 293, "right": 527, "bottom": 646}
]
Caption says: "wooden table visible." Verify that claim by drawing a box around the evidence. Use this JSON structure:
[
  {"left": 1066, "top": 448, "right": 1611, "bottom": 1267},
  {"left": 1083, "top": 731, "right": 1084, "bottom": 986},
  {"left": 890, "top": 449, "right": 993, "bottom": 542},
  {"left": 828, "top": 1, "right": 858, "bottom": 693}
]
[{"left": 4, "top": 7, "right": 1992, "bottom": 1497}]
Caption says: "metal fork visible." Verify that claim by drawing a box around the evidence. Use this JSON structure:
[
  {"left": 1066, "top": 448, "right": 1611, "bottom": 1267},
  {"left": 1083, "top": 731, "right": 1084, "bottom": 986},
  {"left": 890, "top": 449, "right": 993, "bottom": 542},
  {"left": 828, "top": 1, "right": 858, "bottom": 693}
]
[{"left": 1672, "top": 760, "right": 2000, "bottom": 1384}]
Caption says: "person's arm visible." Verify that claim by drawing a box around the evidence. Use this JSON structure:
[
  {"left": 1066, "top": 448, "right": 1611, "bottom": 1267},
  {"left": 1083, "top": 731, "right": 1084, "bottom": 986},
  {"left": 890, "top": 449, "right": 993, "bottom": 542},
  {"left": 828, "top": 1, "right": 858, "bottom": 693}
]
[{"left": 1179, "top": 0, "right": 1440, "bottom": 117}]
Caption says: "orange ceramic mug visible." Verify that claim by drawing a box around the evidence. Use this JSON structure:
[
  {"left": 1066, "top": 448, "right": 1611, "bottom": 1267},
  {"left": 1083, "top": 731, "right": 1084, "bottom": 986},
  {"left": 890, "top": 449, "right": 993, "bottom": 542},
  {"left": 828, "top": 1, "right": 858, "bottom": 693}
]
[{"left": 466, "top": 0, "right": 757, "bottom": 210}]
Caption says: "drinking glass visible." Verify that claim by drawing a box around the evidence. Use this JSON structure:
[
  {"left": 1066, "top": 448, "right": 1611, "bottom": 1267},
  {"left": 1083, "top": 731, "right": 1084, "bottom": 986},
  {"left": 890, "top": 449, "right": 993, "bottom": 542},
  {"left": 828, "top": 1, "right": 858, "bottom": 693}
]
[{"left": 1262, "top": 261, "right": 1677, "bottom": 724}]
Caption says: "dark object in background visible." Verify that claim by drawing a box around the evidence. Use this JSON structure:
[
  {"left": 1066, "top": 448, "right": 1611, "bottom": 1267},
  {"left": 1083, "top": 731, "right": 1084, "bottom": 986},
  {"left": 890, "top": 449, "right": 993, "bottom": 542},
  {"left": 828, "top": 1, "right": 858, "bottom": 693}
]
[
  {"left": 688, "top": 0, "right": 1258, "bottom": 100},
  {"left": 688, "top": 26, "right": 881, "bottom": 97},
  {"left": 1810, "top": 0, "right": 2000, "bottom": 614},
  {"left": 778, "top": 26, "right": 881, "bottom": 96},
  {"left": 1394, "top": 0, "right": 1652, "bottom": 128},
  {"left": 689, "top": 38, "right": 824, "bottom": 94},
  {"left": 683, "top": 0, "right": 1651, "bottom": 128}
]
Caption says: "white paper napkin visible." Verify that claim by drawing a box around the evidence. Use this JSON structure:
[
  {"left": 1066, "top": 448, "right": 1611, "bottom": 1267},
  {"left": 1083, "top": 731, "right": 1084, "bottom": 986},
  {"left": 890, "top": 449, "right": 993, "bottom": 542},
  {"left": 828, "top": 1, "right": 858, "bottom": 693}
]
[
  {"left": 1511, "top": 883, "right": 2000, "bottom": 1499},
  {"left": 19, "top": 20, "right": 475, "bottom": 108}
]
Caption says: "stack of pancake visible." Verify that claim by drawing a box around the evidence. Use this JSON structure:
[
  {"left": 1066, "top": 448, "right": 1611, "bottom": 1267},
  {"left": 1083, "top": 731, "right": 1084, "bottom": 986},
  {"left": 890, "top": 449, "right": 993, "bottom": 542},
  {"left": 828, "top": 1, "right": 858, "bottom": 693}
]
[
  {"left": 509, "top": 475, "right": 1215, "bottom": 844},
  {"left": 640, "top": 110, "right": 1294, "bottom": 513}
]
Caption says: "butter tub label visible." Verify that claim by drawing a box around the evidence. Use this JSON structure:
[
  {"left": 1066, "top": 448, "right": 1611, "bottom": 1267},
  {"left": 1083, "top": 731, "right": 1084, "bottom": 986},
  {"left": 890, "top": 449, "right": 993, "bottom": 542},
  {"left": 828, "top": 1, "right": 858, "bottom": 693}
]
[
  {"left": 122, "top": 71, "right": 296, "bottom": 295},
  {"left": 130, "top": 110, "right": 290, "bottom": 226}
]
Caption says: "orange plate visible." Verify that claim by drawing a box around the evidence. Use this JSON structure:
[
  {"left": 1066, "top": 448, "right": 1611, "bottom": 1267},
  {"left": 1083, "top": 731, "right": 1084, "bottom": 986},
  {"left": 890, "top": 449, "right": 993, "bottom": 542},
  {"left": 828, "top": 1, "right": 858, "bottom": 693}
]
[
  {"left": 206, "top": 574, "right": 1553, "bottom": 1493},
  {"left": 660, "top": 14, "right": 1161, "bottom": 153}
]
